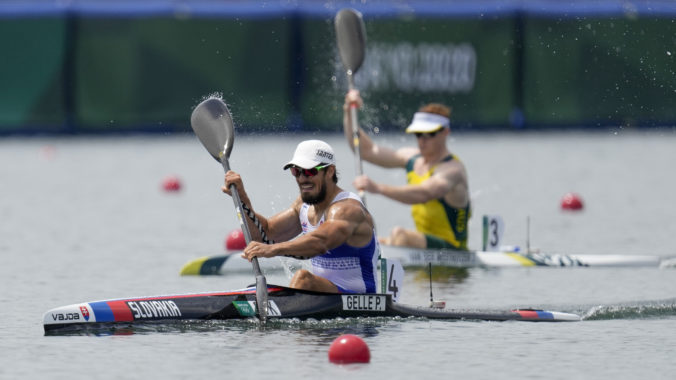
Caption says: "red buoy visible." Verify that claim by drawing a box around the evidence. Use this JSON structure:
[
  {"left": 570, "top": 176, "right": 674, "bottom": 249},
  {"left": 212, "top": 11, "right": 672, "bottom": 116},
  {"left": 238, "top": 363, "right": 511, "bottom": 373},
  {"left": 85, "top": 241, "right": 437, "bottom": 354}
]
[
  {"left": 162, "top": 176, "right": 182, "bottom": 192},
  {"left": 561, "top": 192, "right": 583, "bottom": 211},
  {"left": 328, "top": 334, "right": 370, "bottom": 364},
  {"left": 40, "top": 145, "right": 57, "bottom": 160},
  {"left": 225, "top": 229, "right": 246, "bottom": 251}
]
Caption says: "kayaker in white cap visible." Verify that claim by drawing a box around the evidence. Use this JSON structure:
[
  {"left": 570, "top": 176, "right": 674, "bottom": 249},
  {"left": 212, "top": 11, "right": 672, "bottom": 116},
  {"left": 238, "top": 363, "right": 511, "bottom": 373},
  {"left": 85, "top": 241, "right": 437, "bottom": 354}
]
[{"left": 222, "top": 140, "right": 379, "bottom": 293}]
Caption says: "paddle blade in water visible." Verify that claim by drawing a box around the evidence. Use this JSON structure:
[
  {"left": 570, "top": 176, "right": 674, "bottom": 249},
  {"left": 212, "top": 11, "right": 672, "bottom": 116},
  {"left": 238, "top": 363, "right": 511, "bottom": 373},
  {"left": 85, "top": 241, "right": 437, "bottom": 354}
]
[
  {"left": 190, "top": 97, "right": 235, "bottom": 161},
  {"left": 255, "top": 274, "right": 268, "bottom": 323},
  {"left": 335, "top": 8, "right": 366, "bottom": 74}
]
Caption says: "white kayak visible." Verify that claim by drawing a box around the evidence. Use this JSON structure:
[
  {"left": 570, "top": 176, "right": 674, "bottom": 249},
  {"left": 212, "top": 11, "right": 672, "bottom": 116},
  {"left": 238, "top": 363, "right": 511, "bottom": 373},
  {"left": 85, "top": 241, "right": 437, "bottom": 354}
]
[
  {"left": 180, "top": 245, "right": 674, "bottom": 275},
  {"left": 384, "top": 246, "right": 669, "bottom": 268}
]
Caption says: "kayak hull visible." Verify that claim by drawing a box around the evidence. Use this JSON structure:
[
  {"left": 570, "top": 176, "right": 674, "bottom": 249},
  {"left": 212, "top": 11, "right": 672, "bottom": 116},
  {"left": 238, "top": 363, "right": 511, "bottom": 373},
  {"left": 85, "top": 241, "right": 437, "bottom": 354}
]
[{"left": 43, "top": 285, "right": 579, "bottom": 334}]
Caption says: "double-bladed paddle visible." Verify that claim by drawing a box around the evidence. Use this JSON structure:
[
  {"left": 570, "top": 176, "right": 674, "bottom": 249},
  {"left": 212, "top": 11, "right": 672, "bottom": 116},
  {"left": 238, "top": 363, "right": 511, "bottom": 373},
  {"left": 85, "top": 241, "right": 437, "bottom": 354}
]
[
  {"left": 335, "top": 8, "right": 368, "bottom": 203},
  {"left": 190, "top": 97, "right": 268, "bottom": 323}
]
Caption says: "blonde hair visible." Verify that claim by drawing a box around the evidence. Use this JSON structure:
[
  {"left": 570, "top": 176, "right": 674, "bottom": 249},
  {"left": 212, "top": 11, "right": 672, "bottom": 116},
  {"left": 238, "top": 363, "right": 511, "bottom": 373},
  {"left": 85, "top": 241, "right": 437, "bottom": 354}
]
[{"left": 419, "top": 103, "right": 452, "bottom": 119}]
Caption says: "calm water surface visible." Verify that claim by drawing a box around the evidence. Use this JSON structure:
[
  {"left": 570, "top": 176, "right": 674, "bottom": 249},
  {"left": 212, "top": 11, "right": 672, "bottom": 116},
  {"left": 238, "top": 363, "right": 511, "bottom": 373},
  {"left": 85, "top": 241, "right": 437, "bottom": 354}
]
[{"left": 1, "top": 131, "right": 675, "bottom": 379}]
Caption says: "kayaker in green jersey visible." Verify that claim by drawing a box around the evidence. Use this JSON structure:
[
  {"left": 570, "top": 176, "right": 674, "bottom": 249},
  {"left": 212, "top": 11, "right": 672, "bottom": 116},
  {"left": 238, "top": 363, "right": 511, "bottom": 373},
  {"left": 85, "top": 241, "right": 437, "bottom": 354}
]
[{"left": 342, "top": 90, "right": 471, "bottom": 250}]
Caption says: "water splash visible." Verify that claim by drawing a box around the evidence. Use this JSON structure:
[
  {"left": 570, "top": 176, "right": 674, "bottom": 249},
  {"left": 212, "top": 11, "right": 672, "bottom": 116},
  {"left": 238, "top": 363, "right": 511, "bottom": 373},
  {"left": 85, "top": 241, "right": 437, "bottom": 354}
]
[
  {"left": 45, "top": 316, "right": 399, "bottom": 336},
  {"left": 582, "top": 299, "right": 676, "bottom": 320}
]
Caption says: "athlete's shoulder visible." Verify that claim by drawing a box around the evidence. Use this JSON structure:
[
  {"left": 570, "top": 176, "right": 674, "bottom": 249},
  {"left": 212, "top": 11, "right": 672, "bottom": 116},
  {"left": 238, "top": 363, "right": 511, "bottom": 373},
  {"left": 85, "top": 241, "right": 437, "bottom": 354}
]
[
  {"left": 327, "top": 194, "right": 369, "bottom": 222},
  {"left": 438, "top": 154, "right": 466, "bottom": 171},
  {"left": 398, "top": 146, "right": 420, "bottom": 160},
  {"left": 433, "top": 158, "right": 467, "bottom": 186},
  {"left": 328, "top": 195, "right": 364, "bottom": 214}
]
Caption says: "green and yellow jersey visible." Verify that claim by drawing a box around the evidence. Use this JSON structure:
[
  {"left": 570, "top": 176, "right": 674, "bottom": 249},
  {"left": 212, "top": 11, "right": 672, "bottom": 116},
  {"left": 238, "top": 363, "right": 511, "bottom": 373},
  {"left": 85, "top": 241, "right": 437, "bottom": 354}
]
[{"left": 406, "top": 154, "right": 471, "bottom": 250}]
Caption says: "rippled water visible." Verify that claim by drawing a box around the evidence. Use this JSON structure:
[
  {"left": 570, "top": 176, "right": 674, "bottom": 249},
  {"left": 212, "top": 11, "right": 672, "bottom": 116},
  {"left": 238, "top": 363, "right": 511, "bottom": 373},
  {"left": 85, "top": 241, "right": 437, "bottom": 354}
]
[{"left": 1, "top": 131, "right": 675, "bottom": 379}]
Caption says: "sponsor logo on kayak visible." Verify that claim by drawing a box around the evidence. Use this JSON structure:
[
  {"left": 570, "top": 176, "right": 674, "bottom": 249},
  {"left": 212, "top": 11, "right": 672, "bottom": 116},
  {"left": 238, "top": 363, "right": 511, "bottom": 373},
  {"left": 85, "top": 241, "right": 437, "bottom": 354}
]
[
  {"left": 408, "top": 250, "right": 476, "bottom": 266},
  {"left": 233, "top": 301, "right": 255, "bottom": 316},
  {"left": 233, "top": 301, "right": 281, "bottom": 317},
  {"left": 342, "top": 295, "right": 386, "bottom": 311},
  {"left": 80, "top": 306, "right": 90, "bottom": 321},
  {"left": 127, "top": 300, "right": 181, "bottom": 320},
  {"left": 51, "top": 312, "right": 80, "bottom": 321}
]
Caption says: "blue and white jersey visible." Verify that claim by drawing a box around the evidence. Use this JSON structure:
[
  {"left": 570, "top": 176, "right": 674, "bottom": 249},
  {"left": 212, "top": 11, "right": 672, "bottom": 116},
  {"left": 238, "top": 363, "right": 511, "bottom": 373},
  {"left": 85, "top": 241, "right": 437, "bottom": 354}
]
[{"left": 299, "top": 191, "right": 379, "bottom": 293}]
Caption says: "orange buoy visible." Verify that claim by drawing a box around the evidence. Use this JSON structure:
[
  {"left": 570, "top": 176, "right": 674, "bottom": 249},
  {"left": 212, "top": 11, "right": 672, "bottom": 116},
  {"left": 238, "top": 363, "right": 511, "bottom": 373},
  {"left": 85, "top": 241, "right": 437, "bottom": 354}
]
[
  {"left": 328, "top": 334, "right": 370, "bottom": 364},
  {"left": 561, "top": 192, "right": 583, "bottom": 211}
]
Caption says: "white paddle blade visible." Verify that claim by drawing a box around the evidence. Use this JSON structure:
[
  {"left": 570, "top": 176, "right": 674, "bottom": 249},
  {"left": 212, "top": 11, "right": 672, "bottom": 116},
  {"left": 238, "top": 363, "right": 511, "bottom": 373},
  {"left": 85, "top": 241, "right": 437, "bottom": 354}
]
[
  {"left": 335, "top": 8, "right": 366, "bottom": 73},
  {"left": 190, "top": 97, "right": 235, "bottom": 161}
]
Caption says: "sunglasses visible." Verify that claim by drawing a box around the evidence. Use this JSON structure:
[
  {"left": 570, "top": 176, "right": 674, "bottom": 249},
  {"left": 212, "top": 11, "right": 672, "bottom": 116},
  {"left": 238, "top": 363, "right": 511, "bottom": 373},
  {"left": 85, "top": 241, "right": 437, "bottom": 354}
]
[
  {"left": 289, "top": 164, "right": 330, "bottom": 178},
  {"left": 414, "top": 131, "right": 439, "bottom": 139}
]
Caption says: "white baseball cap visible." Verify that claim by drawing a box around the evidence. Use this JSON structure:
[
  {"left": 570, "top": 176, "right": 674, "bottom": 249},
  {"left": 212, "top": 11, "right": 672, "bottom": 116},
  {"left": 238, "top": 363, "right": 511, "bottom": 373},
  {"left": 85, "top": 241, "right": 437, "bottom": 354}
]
[
  {"left": 405, "top": 112, "right": 450, "bottom": 134},
  {"left": 283, "top": 140, "right": 336, "bottom": 170}
]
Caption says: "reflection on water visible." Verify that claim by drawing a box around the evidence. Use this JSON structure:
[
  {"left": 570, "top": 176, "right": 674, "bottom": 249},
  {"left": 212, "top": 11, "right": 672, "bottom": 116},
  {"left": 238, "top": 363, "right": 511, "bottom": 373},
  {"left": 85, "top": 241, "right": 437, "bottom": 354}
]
[
  {"left": 410, "top": 266, "right": 470, "bottom": 284},
  {"left": 45, "top": 317, "right": 390, "bottom": 338}
]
